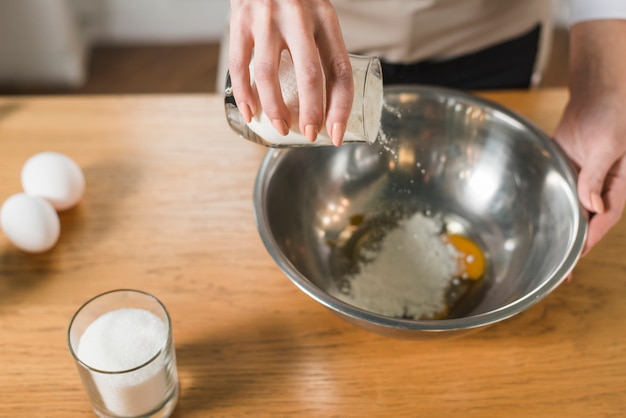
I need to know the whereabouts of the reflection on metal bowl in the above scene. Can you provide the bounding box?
[253,85,587,338]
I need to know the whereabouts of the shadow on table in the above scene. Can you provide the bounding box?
[0,157,142,305]
[0,101,21,123]
[60,159,144,250]
[171,314,315,415]
[0,248,59,301]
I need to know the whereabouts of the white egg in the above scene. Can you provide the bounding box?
[1,193,61,253]
[21,151,85,211]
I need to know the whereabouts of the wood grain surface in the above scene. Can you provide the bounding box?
[0,89,624,417]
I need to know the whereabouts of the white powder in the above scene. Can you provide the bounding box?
[377,129,399,161]
[247,51,384,146]
[78,308,172,417]
[376,101,405,161]
[331,212,458,319]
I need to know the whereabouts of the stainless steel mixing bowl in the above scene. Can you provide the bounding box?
[253,85,587,338]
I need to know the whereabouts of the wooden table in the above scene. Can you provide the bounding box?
[0,89,624,417]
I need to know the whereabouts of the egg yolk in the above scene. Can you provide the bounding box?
[444,234,485,280]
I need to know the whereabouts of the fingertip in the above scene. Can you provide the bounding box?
[239,103,253,123]
[304,124,319,142]
[581,245,590,257]
[577,183,594,213]
[272,119,289,136]
[582,212,613,258]
[331,122,346,146]
[590,192,605,214]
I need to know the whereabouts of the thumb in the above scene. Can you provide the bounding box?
[576,147,614,215]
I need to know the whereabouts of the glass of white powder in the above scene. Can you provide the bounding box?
[225,52,384,147]
[68,289,179,418]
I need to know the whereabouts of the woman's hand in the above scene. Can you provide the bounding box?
[554,20,626,254]
[228,0,353,145]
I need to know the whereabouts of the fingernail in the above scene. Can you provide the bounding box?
[590,192,605,214]
[239,103,252,123]
[305,124,318,142]
[581,246,590,257]
[272,119,289,136]
[331,122,346,146]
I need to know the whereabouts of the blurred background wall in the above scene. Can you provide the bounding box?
[0,0,229,91]
[0,0,568,94]
[67,0,229,45]
[0,0,88,87]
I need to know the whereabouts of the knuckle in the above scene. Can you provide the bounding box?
[254,61,278,83]
[299,62,323,87]
[317,1,338,19]
[228,57,248,75]
[231,85,251,102]
[330,58,353,85]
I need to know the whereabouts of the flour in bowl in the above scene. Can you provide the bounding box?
[330,212,458,319]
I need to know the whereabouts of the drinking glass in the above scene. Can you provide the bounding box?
[68,289,179,418]
[225,53,384,147]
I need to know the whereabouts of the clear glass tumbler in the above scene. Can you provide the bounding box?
[225,53,384,147]
[68,289,179,418]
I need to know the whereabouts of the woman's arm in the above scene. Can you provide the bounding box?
[554,19,626,253]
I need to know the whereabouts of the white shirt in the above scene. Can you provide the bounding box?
[570,0,626,24]
[332,0,626,63]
